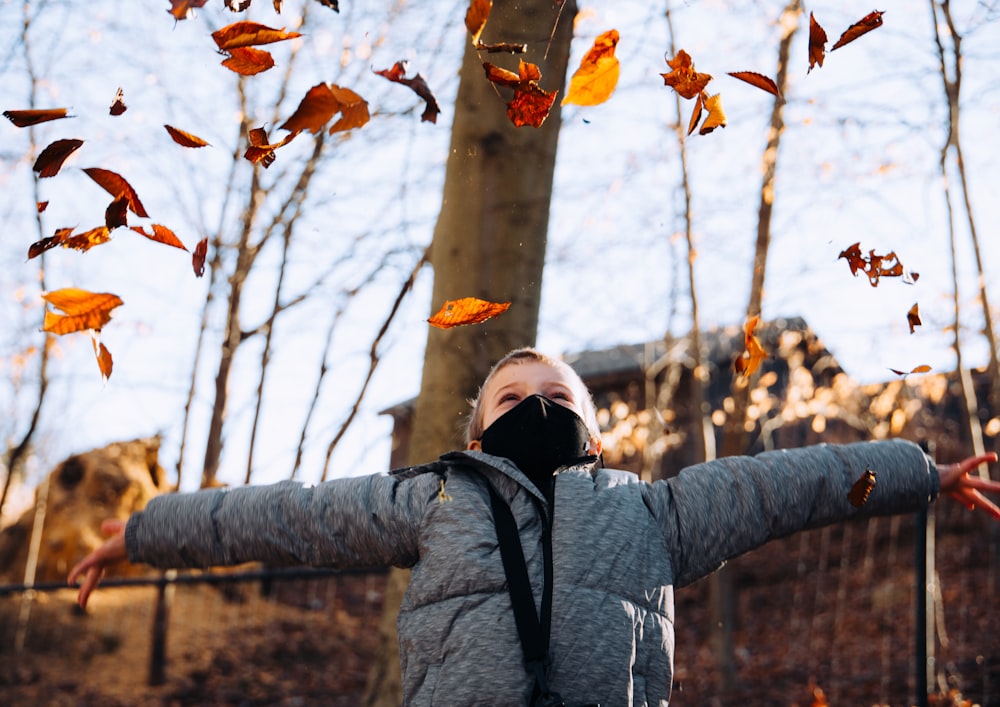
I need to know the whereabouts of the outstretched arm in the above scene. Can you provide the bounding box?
[938,452,1000,519]
[67,518,127,608]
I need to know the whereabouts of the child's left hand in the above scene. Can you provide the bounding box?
[938,452,1000,520]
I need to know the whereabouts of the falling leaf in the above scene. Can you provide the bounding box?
[848,465,876,507]
[83,167,149,218]
[838,241,914,287]
[41,288,123,335]
[274,0,283,11]
[63,225,112,253]
[483,60,557,128]
[193,237,208,277]
[686,92,704,136]
[33,138,84,178]
[314,0,339,11]
[37,201,48,213]
[808,12,828,72]
[831,10,884,51]
[3,108,71,127]
[109,87,127,116]
[28,227,74,260]
[888,364,932,377]
[92,335,113,381]
[476,41,526,54]
[221,46,276,75]
[130,224,188,251]
[211,21,301,51]
[465,0,492,46]
[907,303,921,334]
[562,29,621,107]
[427,297,511,328]
[243,126,298,167]
[105,195,129,230]
[164,124,210,148]
[733,315,767,378]
[328,85,371,133]
[374,62,441,123]
[660,50,712,100]
[727,71,781,99]
[224,0,251,10]
[281,83,340,133]
[698,93,726,135]
[167,0,208,20]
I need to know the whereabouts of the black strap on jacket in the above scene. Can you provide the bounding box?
[488,484,563,707]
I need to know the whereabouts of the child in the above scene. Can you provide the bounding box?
[70,347,1000,706]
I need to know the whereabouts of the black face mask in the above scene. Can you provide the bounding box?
[479,394,593,487]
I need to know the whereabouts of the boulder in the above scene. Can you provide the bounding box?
[0,437,168,584]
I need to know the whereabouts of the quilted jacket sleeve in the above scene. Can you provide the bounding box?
[124,472,440,570]
[644,439,938,588]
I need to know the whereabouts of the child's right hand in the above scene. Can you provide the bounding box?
[68,518,128,608]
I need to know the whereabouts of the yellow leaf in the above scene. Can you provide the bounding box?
[562,29,621,107]
[41,288,123,335]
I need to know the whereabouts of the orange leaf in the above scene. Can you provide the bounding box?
[808,12,828,73]
[328,85,371,133]
[733,315,767,378]
[698,93,726,135]
[660,50,712,100]
[28,226,74,260]
[686,92,704,136]
[906,303,921,334]
[164,124,210,148]
[167,0,208,21]
[130,224,188,251]
[831,10,884,51]
[427,297,511,329]
[374,62,440,123]
[727,71,781,99]
[109,87,127,116]
[105,195,129,230]
[41,288,123,335]
[281,83,340,133]
[483,60,556,128]
[4,108,71,127]
[62,225,111,253]
[83,167,149,218]
[562,29,621,107]
[465,0,492,46]
[838,241,913,287]
[92,336,113,381]
[211,21,301,50]
[37,201,48,213]
[221,46,276,75]
[33,138,83,178]
[848,466,876,507]
[193,237,208,277]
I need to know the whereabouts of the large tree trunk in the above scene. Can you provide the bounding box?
[363,3,578,705]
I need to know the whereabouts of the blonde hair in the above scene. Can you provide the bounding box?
[465,347,600,445]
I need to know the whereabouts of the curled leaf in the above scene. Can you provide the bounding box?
[848,466,876,507]
[83,167,149,218]
[63,225,111,253]
[105,195,129,230]
[906,303,921,334]
[211,21,301,50]
[109,87,127,116]
[888,364,932,377]
[483,60,556,128]
[4,108,71,127]
[698,93,726,135]
[808,12,828,72]
[733,315,766,378]
[831,10,884,51]
[427,297,511,328]
[164,124,210,148]
[33,138,84,178]
[193,237,208,277]
[244,126,299,167]
[130,224,188,251]
[727,71,781,99]
[167,0,208,21]
[28,227,74,260]
[92,335,113,381]
[374,62,440,124]
[465,0,492,46]
[562,29,621,107]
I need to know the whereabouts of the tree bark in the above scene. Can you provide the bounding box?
[363,3,578,704]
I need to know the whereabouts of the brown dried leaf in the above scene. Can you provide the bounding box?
[83,167,149,218]
[28,227,74,260]
[698,93,726,135]
[374,62,440,123]
[193,237,208,277]
[167,0,208,21]
[907,303,921,334]
[727,71,781,99]
[831,10,884,51]
[130,224,188,251]
[33,138,84,178]
[281,83,340,133]
[164,124,210,148]
[329,85,371,132]
[211,21,301,51]
[848,466,876,507]
[465,0,492,46]
[109,87,127,116]
[660,50,712,100]
[105,195,129,230]
[808,12,828,73]
[92,337,113,381]
[63,225,111,253]
[4,108,71,127]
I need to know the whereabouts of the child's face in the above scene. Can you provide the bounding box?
[467,360,602,455]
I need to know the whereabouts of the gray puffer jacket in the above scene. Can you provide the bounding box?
[125,439,938,706]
